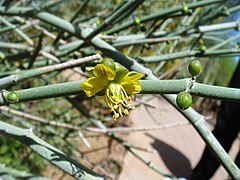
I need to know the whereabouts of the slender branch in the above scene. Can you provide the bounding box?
[0,42,33,50]
[0,16,33,45]
[0,106,81,131]
[0,164,49,179]
[86,121,190,133]
[112,36,181,47]
[109,133,175,178]
[208,33,240,51]
[85,0,144,40]
[0,5,239,178]
[0,120,104,179]
[105,0,224,34]
[139,48,240,63]
[0,54,101,87]
[0,79,239,106]
[0,106,192,133]
[199,20,240,32]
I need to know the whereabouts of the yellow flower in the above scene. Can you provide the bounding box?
[80,64,143,121]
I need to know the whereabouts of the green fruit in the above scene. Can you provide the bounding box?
[199,39,204,45]
[0,52,6,60]
[6,92,19,103]
[96,19,102,26]
[222,10,230,16]
[199,45,206,52]
[182,3,189,13]
[188,60,202,76]
[133,17,140,25]
[221,7,229,16]
[176,92,192,110]
[102,58,116,70]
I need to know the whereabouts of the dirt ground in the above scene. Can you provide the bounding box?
[118,97,239,180]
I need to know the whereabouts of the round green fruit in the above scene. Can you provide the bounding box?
[188,60,202,76]
[133,17,140,25]
[102,58,116,70]
[7,92,20,103]
[182,3,189,13]
[176,91,192,110]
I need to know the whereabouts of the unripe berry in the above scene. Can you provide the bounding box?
[199,45,206,52]
[7,92,19,103]
[188,60,202,76]
[182,3,189,14]
[176,91,192,110]
[102,58,116,70]
[133,17,140,25]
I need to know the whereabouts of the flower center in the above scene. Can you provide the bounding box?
[104,83,135,121]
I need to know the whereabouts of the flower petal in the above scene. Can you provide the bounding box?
[122,81,142,95]
[93,64,116,82]
[114,69,128,83]
[120,72,143,85]
[80,77,106,97]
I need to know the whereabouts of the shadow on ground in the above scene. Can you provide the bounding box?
[147,133,192,178]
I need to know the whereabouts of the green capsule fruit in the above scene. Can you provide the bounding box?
[182,3,189,13]
[102,58,116,70]
[222,9,230,16]
[176,91,192,110]
[133,17,141,25]
[96,19,102,26]
[199,39,204,45]
[188,60,202,76]
[0,52,6,60]
[7,92,20,103]
[199,45,206,52]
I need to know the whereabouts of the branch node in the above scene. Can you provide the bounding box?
[185,77,196,92]
[12,75,18,83]
[144,70,152,78]
[25,127,33,136]
[194,116,209,128]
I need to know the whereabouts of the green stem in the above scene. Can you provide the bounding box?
[112,36,180,47]
[85,0,144,40]
[1,79,240,105]
[0,164,48,179]
[0,6,239,178]
[0,54,101,87]
[0,16,33,45]
[108,133,176,178]
[0,26,14,34]
[105,0,224,34]
[0,121,104,180]
[199,21,240,32]
[140,48,240,63]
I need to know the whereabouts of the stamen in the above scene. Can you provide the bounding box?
[123,109,129,115]
[118,106,123,116]
[127,97,132,101]
[113,113,119,121]
[106,83,136,121]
